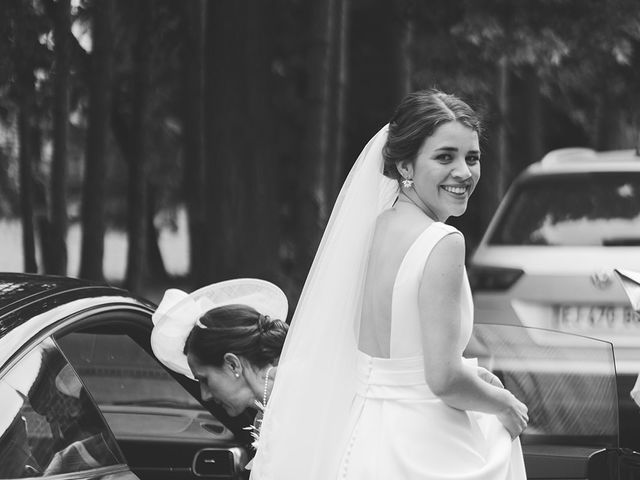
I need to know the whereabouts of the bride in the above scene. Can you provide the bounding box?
[252,89,527,479]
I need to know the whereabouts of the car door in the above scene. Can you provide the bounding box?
[54,308,252,480]
[0,336,138,480]
[465,323,640,479]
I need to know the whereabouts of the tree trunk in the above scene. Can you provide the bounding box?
[477,56,510,231]
[125,0,152,293]
[205,1,249,280]
[204,0,280,282]
[392,0,414,103]
[48,0,71,275]
[594,84,619,150]
[18,106,37,274]
[327,0,350,201]
[79,0,113,281]
[297,0,337,274]
[183,0,207,286]
[495,56,510,202]
[524,67,543,166]
[146,186,168,281]
[14,3,39,273]
[242,0,279,280]
[33,128,53,273]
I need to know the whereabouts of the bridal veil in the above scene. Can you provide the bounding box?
[251,125,397,479]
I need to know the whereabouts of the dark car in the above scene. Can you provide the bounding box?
[2,272,640,480]
[0,273,252,480]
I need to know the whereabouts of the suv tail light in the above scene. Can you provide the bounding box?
[468,266,524,292]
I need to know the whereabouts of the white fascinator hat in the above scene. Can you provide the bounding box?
[150,278,288,379]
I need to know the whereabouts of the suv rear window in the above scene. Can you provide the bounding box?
[489,172,640,246]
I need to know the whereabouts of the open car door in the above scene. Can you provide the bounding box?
[465,322,640,479]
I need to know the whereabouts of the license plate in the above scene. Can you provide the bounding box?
[556,305,640,331]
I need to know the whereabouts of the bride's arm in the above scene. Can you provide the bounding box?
[418,232,528,438]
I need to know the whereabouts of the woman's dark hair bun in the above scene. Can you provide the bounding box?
[185,304,288,369]
[257,314,272,334]
[257,316,289,357]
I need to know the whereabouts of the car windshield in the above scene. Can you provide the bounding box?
[488,172,640,246]
[465,323,618,448]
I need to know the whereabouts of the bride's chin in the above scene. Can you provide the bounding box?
[449,205,469,218]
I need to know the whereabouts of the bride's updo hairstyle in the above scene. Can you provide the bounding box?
[184,304,288,369]
[382,89,482,181]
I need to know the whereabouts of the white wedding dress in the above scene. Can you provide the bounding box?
[250,125,526,480]
[337,221,527,479]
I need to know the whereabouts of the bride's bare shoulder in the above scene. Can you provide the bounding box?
[376,207,434,240]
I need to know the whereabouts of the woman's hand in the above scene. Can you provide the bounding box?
[476,367,527,438]
[496,392,529,439]
[476,366,503,388]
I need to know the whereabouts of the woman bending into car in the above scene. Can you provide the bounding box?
[150,278,288,462]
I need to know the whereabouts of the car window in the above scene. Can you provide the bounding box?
[489,172,640,246]
[0,338,124,478]
[466,323,618,447]
[55,316,254,448]
[57,332,201,410]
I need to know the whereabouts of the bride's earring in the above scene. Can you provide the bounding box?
[401,177,414,189]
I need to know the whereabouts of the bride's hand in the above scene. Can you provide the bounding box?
[475,367,527,438]
[476,366,503,388]
[497,393,529,439]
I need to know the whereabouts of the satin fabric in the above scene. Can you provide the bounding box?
[338,223,526,479]
[251,125,526,479]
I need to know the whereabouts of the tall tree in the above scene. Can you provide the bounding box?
[243,0,279,279]
[494,55,510,202]
[183,0,207,286]
[48,0,71,275]
[391,0,414,103]
[204,0,280,281]
[79,0,114,281]
[523,66,543,166]
[327,0,350,200]
[17,93,37,274]
[124,0,153,292]
[13,1,41,274]
[205,1,248,280]
[297,0,347,273]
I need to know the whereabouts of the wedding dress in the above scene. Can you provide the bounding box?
[337,221,526,479]
[250,125,526,480]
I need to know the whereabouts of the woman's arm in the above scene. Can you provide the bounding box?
[418,232,528,438]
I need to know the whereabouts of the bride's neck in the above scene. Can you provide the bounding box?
[396,191,439,222]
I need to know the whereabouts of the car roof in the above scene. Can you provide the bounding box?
[525,148,640,175]
[0,273,152,340]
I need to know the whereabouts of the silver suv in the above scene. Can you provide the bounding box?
[469,147,640,374]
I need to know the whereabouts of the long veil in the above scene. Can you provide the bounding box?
[251,125,397,479]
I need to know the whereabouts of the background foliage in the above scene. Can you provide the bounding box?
[1,0,639,307]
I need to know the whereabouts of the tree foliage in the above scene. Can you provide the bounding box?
[0,0,639,295]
